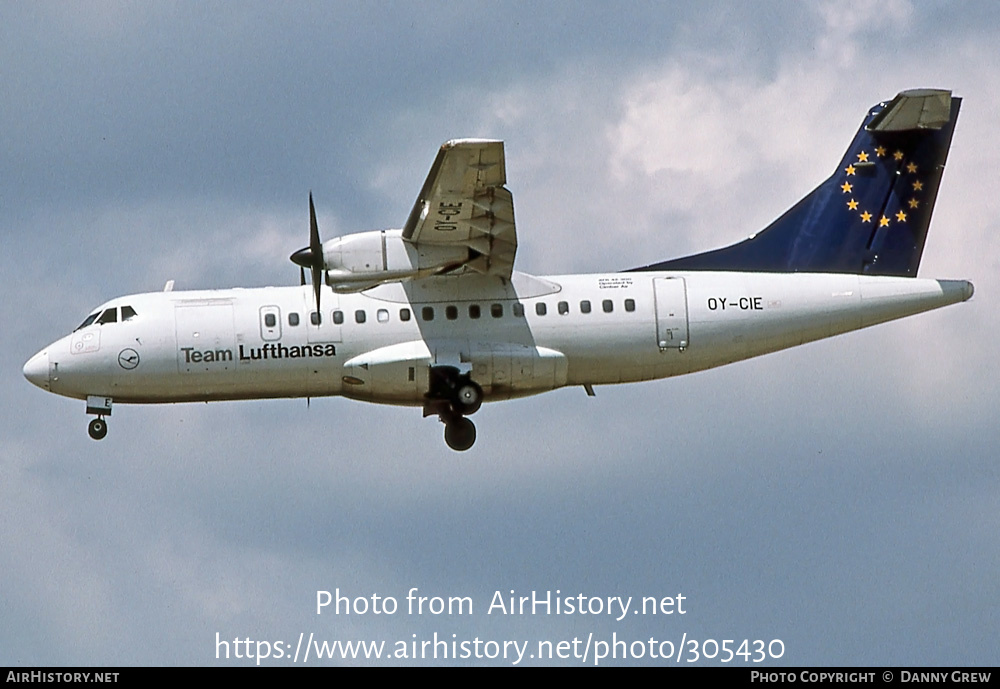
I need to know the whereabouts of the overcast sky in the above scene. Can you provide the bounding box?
[3,1,998,666]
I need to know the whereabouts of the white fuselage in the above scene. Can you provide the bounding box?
[24,270,973,407]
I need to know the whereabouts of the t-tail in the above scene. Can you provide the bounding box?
[631,89,961,277]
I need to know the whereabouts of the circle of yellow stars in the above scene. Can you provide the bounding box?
[840,145,923,227]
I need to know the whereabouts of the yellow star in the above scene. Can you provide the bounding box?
[896,210,907,222]
[847,199,859,210]
[860,211,872,223]
[845,165,856,176]
[906,162,918,173]
[908,198,920,209]
[893,150,904,161]
[841,181,853,193]
[875,146,886,157]
[912,180,923,191]
[879,215,890,227]
[857,151,869,162]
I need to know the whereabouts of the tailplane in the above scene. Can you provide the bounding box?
[631,89,960,277]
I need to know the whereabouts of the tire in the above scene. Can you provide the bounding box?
[444,417,476,451]
[453,380,483,415]
[88,418,108,440]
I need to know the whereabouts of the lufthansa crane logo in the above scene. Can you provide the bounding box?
[118,348,140,370]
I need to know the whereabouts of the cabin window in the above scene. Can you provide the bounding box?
[513,303,524,317]
[98,308,118,324]
[399,308,411,322]
[377,309,389,323]
[310,311,321,325]
[490,303,503,318]
[355,310,366,324]
[446,305,458,320]
[263,312,275,328]
[602,299,613,313]
[469,304,481,319]
[422,306,434,321]
[333,310,344,325]
[580,300,592,314]
[558,301,569,315]
[288,312,300,326]
[121,305,138,321]
[625,298,636,312]
[535,302,547,316]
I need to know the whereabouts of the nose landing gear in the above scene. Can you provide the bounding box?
[427,367,484,451]
[85,395,112,441]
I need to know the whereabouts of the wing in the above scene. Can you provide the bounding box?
[402,139,517,278]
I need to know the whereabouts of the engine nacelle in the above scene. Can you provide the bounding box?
[322,229,468,291]
[340,340,568,405]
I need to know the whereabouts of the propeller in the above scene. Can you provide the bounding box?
[290,192,325,312]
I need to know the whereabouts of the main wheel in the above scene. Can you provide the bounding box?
[88,417,108,440]
[444,417,476,451]
[453,380,483,415]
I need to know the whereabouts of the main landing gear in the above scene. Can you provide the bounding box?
[443,413,476,452]
[426,367,484,452]
[85,395,112,441]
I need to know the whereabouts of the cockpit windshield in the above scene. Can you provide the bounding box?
[74,306,138,331]
[75,312,100,331]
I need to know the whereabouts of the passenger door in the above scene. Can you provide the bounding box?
[653,277,689,349]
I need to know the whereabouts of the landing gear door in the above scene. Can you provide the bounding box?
[653,277,689,350]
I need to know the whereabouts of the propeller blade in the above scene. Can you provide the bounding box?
[309,192,321,257]
[310,192,323,312]
[312,265,322,312]
[290,192,325,313]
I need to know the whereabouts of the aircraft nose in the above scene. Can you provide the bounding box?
[23,350,50,390]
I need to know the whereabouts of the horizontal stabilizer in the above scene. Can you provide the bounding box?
[867,89,952,132]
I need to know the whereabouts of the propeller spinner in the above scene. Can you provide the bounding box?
[290,192,325,312]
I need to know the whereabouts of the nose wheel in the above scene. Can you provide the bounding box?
[88,417,108,440]
[85,396,112,440]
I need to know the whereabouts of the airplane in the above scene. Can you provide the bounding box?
[23,88,973,451]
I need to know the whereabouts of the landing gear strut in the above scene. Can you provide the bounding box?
[427,367,484,451]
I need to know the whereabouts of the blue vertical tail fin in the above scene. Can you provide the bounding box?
[631,89,960,277]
